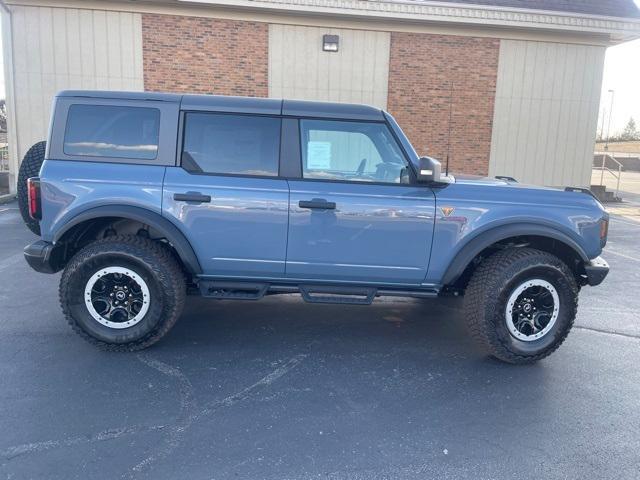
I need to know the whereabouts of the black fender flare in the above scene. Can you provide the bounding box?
[53,205,202,274]
[441,223,589,286]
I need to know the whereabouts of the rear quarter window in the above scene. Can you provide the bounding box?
[63,104,160,160]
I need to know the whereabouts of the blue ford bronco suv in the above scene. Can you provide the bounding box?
[20,90,609,364]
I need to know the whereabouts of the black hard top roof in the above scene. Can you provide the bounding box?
[58,90,183,103]
[57,90,385,121]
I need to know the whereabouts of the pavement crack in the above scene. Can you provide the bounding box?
[0,353,308,471]
[126,352,307,476]
[128,354,197,477]
[0,424,167,461]
[194,353,308,421]
[574,325,640,340]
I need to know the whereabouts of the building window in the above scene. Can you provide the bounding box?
[64,105,160,160]
[182,113,281,177]
[300,119,409,184]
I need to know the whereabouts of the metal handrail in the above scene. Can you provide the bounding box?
[594,151,638,159]
[594,153,622,198]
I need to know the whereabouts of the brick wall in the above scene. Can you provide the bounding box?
[387,33,499,176]
[141,15,498,176]
[142,14,268,96]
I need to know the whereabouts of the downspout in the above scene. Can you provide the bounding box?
[0,0,19,196]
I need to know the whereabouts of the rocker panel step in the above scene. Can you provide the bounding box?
[299,285,377,305]
[200,281,268,300]
[195,279,439,303]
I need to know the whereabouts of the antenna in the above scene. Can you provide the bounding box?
[445,81,453,177]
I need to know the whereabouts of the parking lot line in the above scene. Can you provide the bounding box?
[609,216,640,227]
[602,248,640,263]
[0,253,25,272]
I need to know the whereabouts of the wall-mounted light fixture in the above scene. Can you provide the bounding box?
[322,34,339,52]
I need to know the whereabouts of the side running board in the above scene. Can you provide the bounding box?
[200,281,268,300]
[197,280,438,304]
[299,285,377,305]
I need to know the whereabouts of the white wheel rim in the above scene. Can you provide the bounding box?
[84,266,150,329]
[505,279,560,342]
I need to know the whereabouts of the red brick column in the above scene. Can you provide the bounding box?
[387,33,499,176]
[142,14,268,97]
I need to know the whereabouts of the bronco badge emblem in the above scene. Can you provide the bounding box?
[440,206,455,217]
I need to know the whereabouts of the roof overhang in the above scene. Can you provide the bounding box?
[177,0,640,44]
[4,0,640,44]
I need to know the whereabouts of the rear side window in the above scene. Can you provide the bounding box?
[181,113,280,176]
[64,105,160,160]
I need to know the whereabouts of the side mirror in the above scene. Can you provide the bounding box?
[417,156,442,183]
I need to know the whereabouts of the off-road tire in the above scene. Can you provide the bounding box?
[464,248,579,364]
[60,235,186,351]
[17,141,46,236]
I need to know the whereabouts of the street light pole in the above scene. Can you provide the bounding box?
[598,107,606,142]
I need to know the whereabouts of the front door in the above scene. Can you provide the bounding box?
[163,112,289,278]
[286,119,436,285]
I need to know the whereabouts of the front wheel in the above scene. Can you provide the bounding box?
[60,235,186,351]
[464,248,579,364]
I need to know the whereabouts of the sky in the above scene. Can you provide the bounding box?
[0,13,638,136]
[597,38,640,137]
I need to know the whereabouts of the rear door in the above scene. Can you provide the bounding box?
[285,118,436,285]
[162,109,289,278]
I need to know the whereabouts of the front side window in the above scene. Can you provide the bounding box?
[182,113,281,176]
[300,119,409,184]
[64,105,160,160]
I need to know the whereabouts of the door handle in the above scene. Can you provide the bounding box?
[298,199,336,210]
[173,192,211,203]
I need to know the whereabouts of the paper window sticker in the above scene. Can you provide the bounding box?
[306,141,332,170]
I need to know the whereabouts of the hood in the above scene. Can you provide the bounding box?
[453,174,556,190]
[446,174,603,209]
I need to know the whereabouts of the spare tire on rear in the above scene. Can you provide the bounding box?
[17,141,46,236]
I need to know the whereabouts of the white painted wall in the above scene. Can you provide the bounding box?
[268,24,390,109]
[4,5,144,189]
[489,39,606,187]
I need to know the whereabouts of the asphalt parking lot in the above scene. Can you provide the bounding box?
[1,198,639,480]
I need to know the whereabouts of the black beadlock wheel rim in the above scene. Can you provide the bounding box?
[84,266,150,329]
[505,279,560,342]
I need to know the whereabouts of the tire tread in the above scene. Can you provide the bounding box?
[59,235,185,351]
[17,141,46,236]
[464,247,578,364]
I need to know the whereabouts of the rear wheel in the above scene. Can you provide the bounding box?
[17,141,46,236]
[60,235,185,351]
[464,248,579,364]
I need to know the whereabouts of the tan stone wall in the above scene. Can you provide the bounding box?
[142,13,268,97]
[387,32,499,176]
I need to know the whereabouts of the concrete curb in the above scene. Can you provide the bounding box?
[0,193,16,205]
